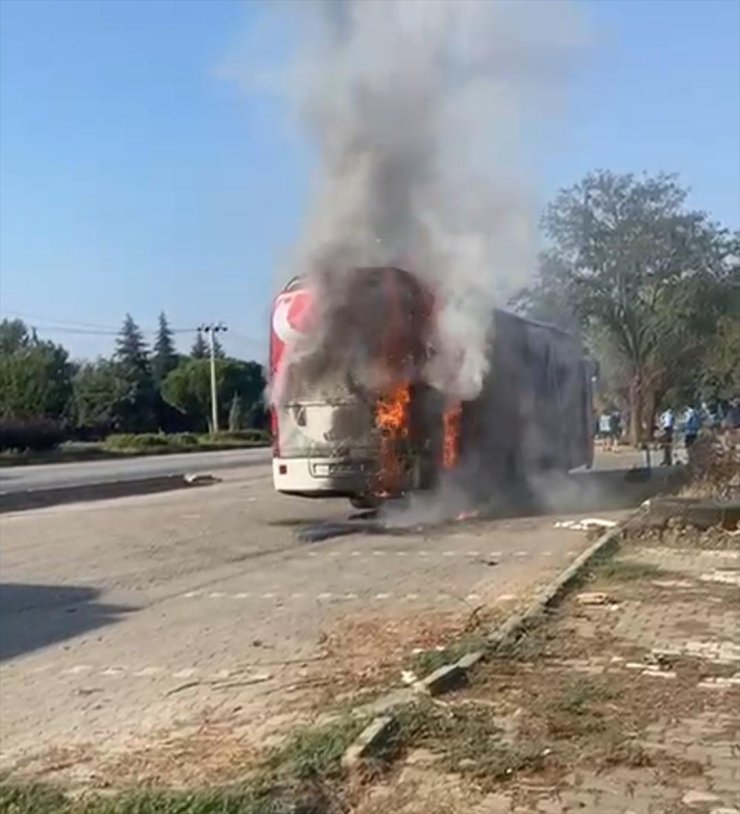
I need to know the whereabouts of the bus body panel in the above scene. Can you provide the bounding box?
[269,269,593,501]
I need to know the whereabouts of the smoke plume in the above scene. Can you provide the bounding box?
[259,0,585,401]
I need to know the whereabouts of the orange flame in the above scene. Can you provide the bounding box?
[442,403,462,470]
[374,384,411,494]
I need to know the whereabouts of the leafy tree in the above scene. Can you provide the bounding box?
[162,358,265,432]
[152,312,178,384]
[523,171,737,443]
[113,314,156,432]
[72,359,126,436]
[0,319,74,420]
[190,331,208,359]
[228,393,245,431]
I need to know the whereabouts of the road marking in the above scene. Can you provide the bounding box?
[317,592,333,600]
[291,592,305,599]
[374,593,390,600]
[63,665,93,675]
[467,551,480,557]
[515,551,529,557]
[133,667,162,677]
[404,593,419,600]
[172,668,198,679]
[183,591,201,598]
[262,592,276,599]
[497,594,516,602]
[396,551,408,557]
[208,592,225,598]
[100,668,125,676]
[234,592,251,598]
[443,551,454,557]
[373,551,384,556]
[466,593,481,601]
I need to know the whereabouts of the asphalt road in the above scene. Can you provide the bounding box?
[0,447,271,494]
[0,449,661,780]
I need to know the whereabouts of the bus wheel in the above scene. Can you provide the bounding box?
[349,495,381,510]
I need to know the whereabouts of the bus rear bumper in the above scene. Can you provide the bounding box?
[272,457,376,498]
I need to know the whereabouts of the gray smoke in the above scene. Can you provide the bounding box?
[265,0,585,401]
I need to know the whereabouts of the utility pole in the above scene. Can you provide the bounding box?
[200,322,228,433]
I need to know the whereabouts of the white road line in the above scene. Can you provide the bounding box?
[374,593,390,600]
[466,593,481,602]
[133,667,163,677]
[100,668,125,676]
[262,592,276,599]
[234,592,251,598]
[63,665,93,675]
[317,592,333,600]
[443,551,455,557]
[467,551,480,557]
[172,668,198,679]
[515,551,529,557]
[208,592,225,598]
[291,592,305,599]
[404,593,419,600]
[342,593,358,600]
[183,591,201,598]
[396,551,408,557]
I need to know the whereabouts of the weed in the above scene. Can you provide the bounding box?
[266,716,368,780]
[557,677,613,715]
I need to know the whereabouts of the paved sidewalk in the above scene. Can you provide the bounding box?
[360,520,740,814]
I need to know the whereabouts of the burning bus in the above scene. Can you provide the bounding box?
[269,267,593,508]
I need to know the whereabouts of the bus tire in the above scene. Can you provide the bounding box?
[349,495,381,510]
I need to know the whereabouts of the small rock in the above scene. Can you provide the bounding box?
[683,790,721,806]
[576,592,609,606]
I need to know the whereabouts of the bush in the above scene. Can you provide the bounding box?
[103,433,171,451]
[173,432,199,446]
[208,429,271,444]
[0,417,65,452]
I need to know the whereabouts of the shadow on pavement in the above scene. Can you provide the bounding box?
[0,583,132,662]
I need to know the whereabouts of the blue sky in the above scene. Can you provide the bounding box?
[1,0,738,361]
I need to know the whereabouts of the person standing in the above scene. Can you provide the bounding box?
[659,407,675,466]
[683,406,701,451]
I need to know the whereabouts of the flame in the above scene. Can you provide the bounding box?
[442,403,462,470]
[374,384,411,494]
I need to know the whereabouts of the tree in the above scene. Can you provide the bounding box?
[190,331,208,359]
[72,359,126,436]
[162,357,266,432]
[113,314,156,432]
[152,312,178,384]
[0,319,74,420]
[524,171,738,444]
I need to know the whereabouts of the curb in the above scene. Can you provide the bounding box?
[342,516,635,769]
[0,474,217,514]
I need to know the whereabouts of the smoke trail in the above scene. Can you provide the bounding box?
[257,0,586,401]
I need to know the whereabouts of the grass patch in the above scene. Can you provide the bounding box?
[394,701,547,785]
[0,781,314,814]
[0,433,270,467]
[266,716,368,781]
[409,635,487,676]
[593,559,666,582]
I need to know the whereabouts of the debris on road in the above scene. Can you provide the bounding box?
[184,472,222,486]
[554,517,618,532]
[574,591,610,606]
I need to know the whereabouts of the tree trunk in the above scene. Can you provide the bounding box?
[629,373,643,447]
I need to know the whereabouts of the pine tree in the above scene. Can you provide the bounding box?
[114,314,155,432]
[115,314,150,376]
[212,333,226,360]
[152,312,178,384]
[191,330,208,359]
